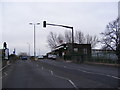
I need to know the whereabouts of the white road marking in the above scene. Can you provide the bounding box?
[0,65,7,71]
[51,70,53,75]
[40,59,120,80]
[64,66,120,80]
[42,67,43,70]
[69,80,78,90]
[4,72,7,76]
[51,71,78,89]
[36,64,38,67]
[78,69,120,80]
[106,75,120,79]
[118,87,120,89]
[64,66,66,68]
[1,72,8,79]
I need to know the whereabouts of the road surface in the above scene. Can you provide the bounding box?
[2,59,120,89]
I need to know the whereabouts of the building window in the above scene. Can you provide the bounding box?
[74,48,78,52]
[83,48,87,54]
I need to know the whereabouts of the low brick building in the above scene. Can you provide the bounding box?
[49,43,91,62]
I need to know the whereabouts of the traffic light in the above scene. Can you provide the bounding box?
[3,42,7,49]
[43,21,46,27]
[63,44,67,50]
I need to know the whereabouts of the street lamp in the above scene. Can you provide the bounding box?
[29,22,40,60]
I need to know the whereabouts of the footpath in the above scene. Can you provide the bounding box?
[84,61,120,67]
[57,58,120,67]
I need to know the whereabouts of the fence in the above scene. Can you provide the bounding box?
[90,49,118,64]
[63,49,118,64]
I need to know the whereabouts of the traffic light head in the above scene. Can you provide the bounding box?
[43,21,46,28]
[3,42,7,49]
[63,44,67,50]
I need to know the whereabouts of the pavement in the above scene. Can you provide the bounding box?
[2,59,120,89]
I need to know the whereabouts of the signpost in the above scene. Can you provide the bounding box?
[3,42,9,60]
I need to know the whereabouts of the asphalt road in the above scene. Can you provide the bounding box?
[2,59,120,89]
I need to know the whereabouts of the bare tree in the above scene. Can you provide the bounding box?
[85,34,99,48]
[47,30,99,50]
[57,34,64,45]
[64,31,72,43]
[47,32,65,50]
[47,32,58,49]
[100,18,120,61]
[75,31,85,44]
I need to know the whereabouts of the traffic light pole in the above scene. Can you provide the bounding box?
[43,21,74,52]
[34,24,36,60]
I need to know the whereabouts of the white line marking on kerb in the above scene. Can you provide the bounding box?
[4,72,7,76]
[51,71,53,75]
[0,65,7,71]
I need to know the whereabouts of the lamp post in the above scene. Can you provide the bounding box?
[29,23,40,60]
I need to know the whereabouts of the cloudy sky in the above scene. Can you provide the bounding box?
[0,0,119,55]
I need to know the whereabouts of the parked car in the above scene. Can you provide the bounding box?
[52,55,57,60]
[21,56,28,60]
[38,55,44,59]
[48,54,57,60]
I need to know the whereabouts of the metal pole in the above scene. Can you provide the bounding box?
[29,22,40,60]
[45,22,74,54]
[34,24,36,60]
[71,27,74,52]
[28,43,30,56]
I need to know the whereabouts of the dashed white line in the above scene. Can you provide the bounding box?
[42,66,43,70]
[106,75,120,79]
[50,70,53,75]
[4,72,7,76]
[78,69,120,80]
[64,66,66,68]
[36,64,38,67]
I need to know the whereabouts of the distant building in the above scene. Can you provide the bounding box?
[47,43,91,61]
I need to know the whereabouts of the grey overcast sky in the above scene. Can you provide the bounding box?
[0,0,119,55]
